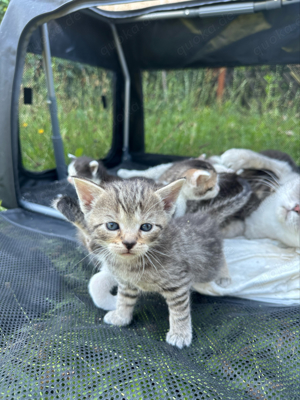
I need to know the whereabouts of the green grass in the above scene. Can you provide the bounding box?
[19,55,114,171]
[144,101,300,163]
[20,105,113,171]
[143,68,300,164]
[20,100,300,171]
[19,62,300,171]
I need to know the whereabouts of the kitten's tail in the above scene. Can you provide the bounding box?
[52,195,88,234]
[203,177,252,225]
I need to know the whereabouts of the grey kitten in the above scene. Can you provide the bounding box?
[67,154,157,187]
[72,177,229,349]
[67,154,121,185]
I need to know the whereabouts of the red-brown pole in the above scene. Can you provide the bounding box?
[217,68,226,102]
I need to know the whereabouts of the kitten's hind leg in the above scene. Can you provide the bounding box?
[163,288,192,349]
[215,259,231,288]
[104,283,139,326]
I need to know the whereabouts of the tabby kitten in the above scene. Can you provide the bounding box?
[72,177,228,348]
[157,159,220,217]
[53,174,249,310]
[52,175,251,311]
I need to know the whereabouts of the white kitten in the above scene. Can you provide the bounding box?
[118,162,173,180]
[221,149,300,247]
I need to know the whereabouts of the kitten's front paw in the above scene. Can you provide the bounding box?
[166,330,192,349]
[104,311,132,326]
[88,271,117,311]
[215,277,232,288]
[221,149,255,171]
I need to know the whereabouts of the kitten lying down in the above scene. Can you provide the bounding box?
[220,149,300,248]
[117,154,232,180]
[67,154,121,185]
[54,177,233,348]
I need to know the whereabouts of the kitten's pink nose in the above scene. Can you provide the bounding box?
[293,204,300,214]
[122,240,136,250]
[67,177,74,184]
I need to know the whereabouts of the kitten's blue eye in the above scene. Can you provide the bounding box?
[106,222,119,231]
[140,223,152,232]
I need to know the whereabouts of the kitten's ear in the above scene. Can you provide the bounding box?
[89,160,99,178]
[155,179,185,214]
[197,153,206,160]
[73,177,106,213]
[68,153,77,160]
[185,169,211,187]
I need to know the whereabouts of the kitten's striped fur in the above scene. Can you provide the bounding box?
[70,177,228,348]
[186,175,252,226]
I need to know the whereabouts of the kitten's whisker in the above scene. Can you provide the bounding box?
[72,248,101,269]
[144,252,158,273]
[90,253,105,263]
[149,248,170,257]
[92,260,102,274]
[260,169,280,185]
[248,180,276,191]
[250,179,277,191]
[142,255,145,280]
[89,247,113,272]
[147,250,171,278]
[248,176,278,190]
[252,176,278,186]
[135,255,145,283]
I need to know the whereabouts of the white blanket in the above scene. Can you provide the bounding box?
[193,237,300,305]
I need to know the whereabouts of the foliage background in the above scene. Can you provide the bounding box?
[0,0,9,23]
[19,54,300,171]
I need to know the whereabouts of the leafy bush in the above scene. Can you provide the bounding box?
[0,0,9,24]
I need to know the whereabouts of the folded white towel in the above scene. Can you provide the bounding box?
[193,237,300,305]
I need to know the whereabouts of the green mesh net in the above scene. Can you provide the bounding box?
[0,215,299,400]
